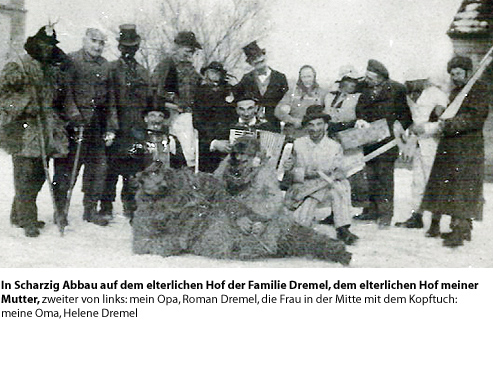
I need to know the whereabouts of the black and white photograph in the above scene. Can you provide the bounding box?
[1,0,492,267]
[1,2,493,379]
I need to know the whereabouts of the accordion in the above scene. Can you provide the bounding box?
[229,129,286,161]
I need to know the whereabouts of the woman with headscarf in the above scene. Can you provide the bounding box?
[274,65,328,141]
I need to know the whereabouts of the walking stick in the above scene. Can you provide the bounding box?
[35,112,65,235]
[62,124,84,235]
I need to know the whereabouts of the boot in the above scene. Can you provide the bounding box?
[425,221,440,238]
[98,201,113,219]
[11,204,45,228]
[83,203,109,226]
[442,228,464,248]
[441,229,471,242]
[395,212,423,228]
[353,207,378,221]
[24,224,40,237]
[336,225,359,245]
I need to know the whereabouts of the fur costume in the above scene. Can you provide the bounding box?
[132,146,351,265]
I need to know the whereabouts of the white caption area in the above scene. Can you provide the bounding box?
[0,268,491,380]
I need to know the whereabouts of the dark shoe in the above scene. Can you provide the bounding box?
[24,224,40,237]
[442,229,464,248]
[83,206,109,226]
[353,212,378,221]
[395,213,423,229]
[318,213,334,225]
[12,220,46,229]
[425,222,440,238]
[98,201,113,219]
[336,226,359,245]
[441,229,471,242]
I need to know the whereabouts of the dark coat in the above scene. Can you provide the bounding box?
[356,79,412,160]
[65,49,117,137]
[151,55,201,111]
[421,80,489,220]
[235,68,288,130]
[193,83,236,147]
[107,57,152,157]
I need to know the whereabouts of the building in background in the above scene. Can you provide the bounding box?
[0,0,26,69]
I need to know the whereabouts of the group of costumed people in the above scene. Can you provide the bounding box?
[0,21,490,261]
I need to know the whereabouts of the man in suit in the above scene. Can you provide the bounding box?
[354,59,413,228]
[235,41,288,131]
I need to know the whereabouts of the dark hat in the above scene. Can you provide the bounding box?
[367,59,389,79]
[235,91,259,104]
[302,105,331,126]
[447,56,473,73]
[143,104,170,119]
[243,40,266,62]
[200,61,227,76]
[117,24,141,46]
[174,31,202,50]
[27,25,59,46]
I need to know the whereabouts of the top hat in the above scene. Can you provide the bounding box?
[242,41,266,62]
[174,31,202,50]
[117,24,141,46]
[302,105,331,126]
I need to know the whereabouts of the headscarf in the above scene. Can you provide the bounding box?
[296,65,320,99]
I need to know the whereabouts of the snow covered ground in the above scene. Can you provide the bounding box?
[0,150,491,268]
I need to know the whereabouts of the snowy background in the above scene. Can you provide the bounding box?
[1,149,491,268]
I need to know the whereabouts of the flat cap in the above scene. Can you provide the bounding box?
[367,59,389,79]
[85,28,107,41]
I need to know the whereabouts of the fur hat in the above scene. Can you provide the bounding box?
[174,31,202,50]
[231,135,261,156]
[243,41,266,63]
[447,56,473,73]
[367,59,389,79]
[24,25,68,67]
[302,105,331,126]
[27,25,59,46]
[117,24,141,46]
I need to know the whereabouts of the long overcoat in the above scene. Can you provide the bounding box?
[107,57,152,157]
[421,80,489,220]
